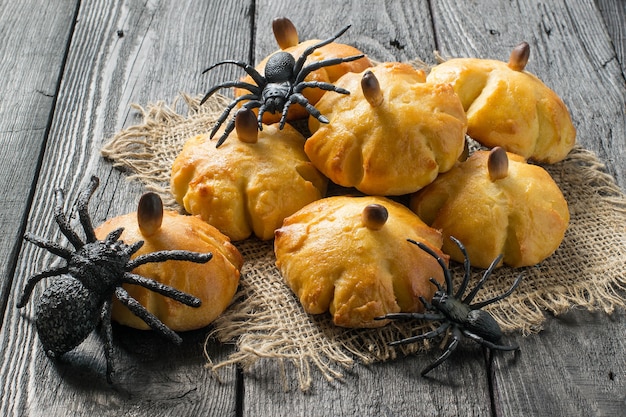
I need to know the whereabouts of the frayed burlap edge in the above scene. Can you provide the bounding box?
[101,93,232,208]
[101,93,626,391]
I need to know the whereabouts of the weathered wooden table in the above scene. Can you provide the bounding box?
[1,1,624,416]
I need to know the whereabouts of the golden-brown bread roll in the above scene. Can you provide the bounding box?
[235,18,372,124]
[171,121,327,241]
[274,196,448,328]
[305,62,468,195]
[410,147,570,268]
[94,194,243,332]
[426,43,576,163]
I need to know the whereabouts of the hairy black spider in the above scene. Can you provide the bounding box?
[376,237,522,376]
[17,176,212,383]
[200,24,364,147]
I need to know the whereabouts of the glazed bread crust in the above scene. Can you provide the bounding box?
[305,62,467,195]
[95,211,243,331]
[171,125,328,241]
[427,58,576,163]
[411,150,570,268]
[275,196,448,328]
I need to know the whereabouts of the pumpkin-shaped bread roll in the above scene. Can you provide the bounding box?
[275,196,448,328]
[95,193,243,332]
[305,62,468,195]
[427,42,576,163]
[235,17,372,124]
[171,111,327,241]
[410,147,570,268]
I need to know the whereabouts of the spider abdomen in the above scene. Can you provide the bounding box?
[35,277,101,356]
[466,309,503,342]
[264,52,296,83]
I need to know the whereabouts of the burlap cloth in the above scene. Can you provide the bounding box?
[101,92,626,391]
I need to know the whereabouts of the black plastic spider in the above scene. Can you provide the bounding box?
[200,24,365,147]
[376,237,522,376]
[17,176,213,383]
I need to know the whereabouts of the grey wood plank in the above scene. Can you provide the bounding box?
[251,0,437,65]
[430,1,626,415]
[596,0,626,75]
[0,0,254,415]
[493,310,626,417]
[241,2,493,416]
[243,349,497,417]
[0,0,78,317]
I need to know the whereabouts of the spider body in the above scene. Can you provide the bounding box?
[35,278,100,358]
[259,53,294,113]
[378,237,522,376]
[429,283,504,342]
[200,25,365,147]
[17,176,212,383]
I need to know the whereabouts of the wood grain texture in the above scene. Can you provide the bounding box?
[0,0,78,317]
[493,310,626,417]
[241,350,495,417]
[252,0,437,65]
[0,0,254,415]
[596,0,626,74]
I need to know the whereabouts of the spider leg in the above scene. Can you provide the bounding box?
[200,81,261,106]
[461,329,519,351]
[126,250,212,270]
[201,60,265,89]
[293,81,350,95]
[283,93,328,129]
[103,227,124,244]
[209,94,258,138]
[428,277,445,293]
[114,286,182,344]
[449,236,472,299]
[408,239,453,295]
[470,273,523,310]
[377,312,446,321]
[293,25,352,76]
[295,54,365,84]
[77,176,99,243]
[23,232,73,259]
[463,253,504,304]
[16,265,69,308]
[123,240,144,258]
[390,322,451,347]
[419,295,434,310]
[256,104,269,132]
[53,189,84,250]
[100,298,115,384]
[122,272,201,307]
[277,98,295,129]
[215,100,262,148]
[421,325,462,376]
[102,228,145,258]
[209,105,236,139]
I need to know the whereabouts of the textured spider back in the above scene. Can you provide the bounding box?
[265,52,296,83]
